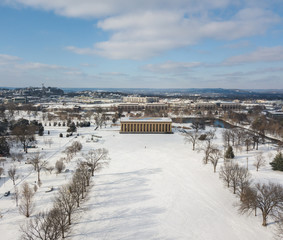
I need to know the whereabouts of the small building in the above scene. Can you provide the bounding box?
[123,96,159,103]
[120,117,172,134]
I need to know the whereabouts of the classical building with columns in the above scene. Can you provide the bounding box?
[120,117,172,134]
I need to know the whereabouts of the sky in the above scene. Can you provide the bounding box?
[0,0,283,89]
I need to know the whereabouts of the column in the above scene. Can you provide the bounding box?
[169,123,172,132]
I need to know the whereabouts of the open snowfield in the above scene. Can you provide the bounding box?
[0,121,282,240]
[70,128,278,240]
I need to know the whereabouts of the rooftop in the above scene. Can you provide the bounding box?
[121,117,172,122]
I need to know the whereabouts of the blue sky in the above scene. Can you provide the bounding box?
[0,0,282,89]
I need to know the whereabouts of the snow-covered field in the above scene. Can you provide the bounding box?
[0,122,281,240]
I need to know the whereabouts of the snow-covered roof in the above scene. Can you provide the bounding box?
[121,117,172,123]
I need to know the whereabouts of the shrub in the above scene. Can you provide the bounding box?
[55,160,65,174]
[198,134,207,141]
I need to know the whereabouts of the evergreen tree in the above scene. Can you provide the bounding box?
[0,136,10,156]
[270,152,283,171]
[225,145,235,159]
[67,122,77,133]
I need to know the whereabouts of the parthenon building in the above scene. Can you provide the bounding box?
[120,117,172,134]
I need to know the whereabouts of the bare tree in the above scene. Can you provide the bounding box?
[47,138,53,148]
[184,129,200,151]
[19,182,35,217]
[229,163,242,194]
[219,163,233,188]
[275,214,283,240]
[75,163,91,199]
[253,152,266,171]
[72,141,83,154]
[20,211,61,240]
[0,167,4,179]
[10,152,24,162]
[55,185,76,226]
[238,185,257,216]
[236,167,252,201]
[244,133,253,153]
[45,165,54,174]
[64,146,75,162]
[12,125,36,153]
[13,186,20,207]
[222,129,232,148]
[94,113,106,129]
[83,148,109,176]
[55,159,65,174]
[239,182,283,226]
[30,152,47,184]
[209,147,222,173]
[8,165,18,185]
[49,206,70,239]
[70,173,83,207]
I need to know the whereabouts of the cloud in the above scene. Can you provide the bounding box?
[16,62,70,71]
[3,0,235,18]
[0,54,21,65]
[223,46,283,65]
[0,53,77,79]
[4,1,281,60]
[214,67,283,77]
[143,61,201,74]
[66,8,280,60]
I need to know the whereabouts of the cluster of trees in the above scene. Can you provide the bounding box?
[20,148,110,239]
[94,113,107,129]
[226,109,283,140]
[63,141,83,162]
[218,158,283,228]
[10,118,45,153]
[184,119,283,230]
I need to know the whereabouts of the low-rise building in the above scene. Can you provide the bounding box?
[120,117,172,134]
[123,96,159,103]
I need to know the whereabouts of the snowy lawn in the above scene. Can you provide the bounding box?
[70,127,276,240]
[0,123,281,240]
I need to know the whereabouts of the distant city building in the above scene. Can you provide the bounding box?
[194,102,217,110]
[220,102,242,110]
[118,103,143,111]
[123,96,159,103]
[120,117,172,134]
[145,103,168,111]
[266,111,283,119]
[12,97,27,104]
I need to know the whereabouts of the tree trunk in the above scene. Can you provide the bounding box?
[68,212,71,225]
[262,213,267,226]
[37,170,40,183]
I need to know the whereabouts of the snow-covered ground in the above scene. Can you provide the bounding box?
[0,122,281,240]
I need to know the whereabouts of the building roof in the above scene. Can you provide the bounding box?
[121,117,172,123]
